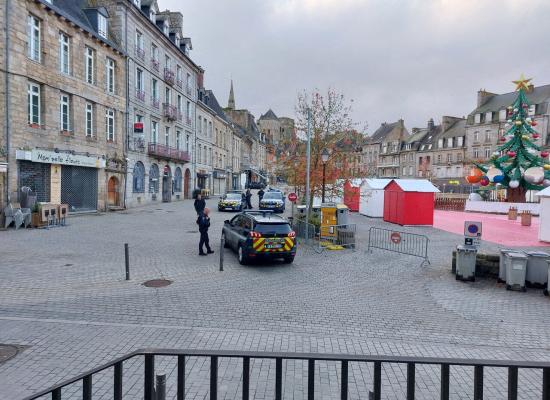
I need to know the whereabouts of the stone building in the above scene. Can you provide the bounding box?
[465,86,550,169]
[415,119,440,180]
[399,129,428,178]
[368,119,409,178]
[100,0,200,206]
[431,116,468,192]
[195,91,214,192]
[1,0,126,213]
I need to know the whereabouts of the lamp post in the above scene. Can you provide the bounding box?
[293,158,299,195]
[321,148,330,203]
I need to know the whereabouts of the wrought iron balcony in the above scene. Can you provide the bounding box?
[136,90,145,102]
[164,68,175,85]
[148,143,190,163]
[151,59,159,72]
[162,103,177,121]
[176,78,183,89]
[151,97,160,109]
[135,46,145,61]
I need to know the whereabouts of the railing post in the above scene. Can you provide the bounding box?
[373,361,381,400]
[210,356,218,400]
[124,243,130,280]
[407,363,415,400]
[243,357,250,400]
[114,361,123,400]
[156,373,166,400]
[83,375,92,400]
[441,364,449,400]
[275,358,282,400]
[144,354,155,400]
[341,360,348,400]
[177,355,185,400]
[543,367,550,400]
[474,365,483,400]
[308,359,315,400]
[508,366,517,400]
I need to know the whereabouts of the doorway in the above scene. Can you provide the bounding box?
[184,168,191,199]
[107,176,119,206]
[162,165,172,203]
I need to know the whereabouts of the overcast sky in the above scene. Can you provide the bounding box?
[164,0,550,133]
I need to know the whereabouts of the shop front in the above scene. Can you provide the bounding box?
[213,169,227,195]
[16,149,106,212]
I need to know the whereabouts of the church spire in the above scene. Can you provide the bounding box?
[228,79,235,110]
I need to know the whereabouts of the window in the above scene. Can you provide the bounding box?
[176,65,182,82]
[447,153,452,163]
[177,95,182,115]
[499,109,507,121]
[457,153,462,162]
[176,130,181,150]
[151,120,158,143]
[186,73,191,89]
[85,47,95,84]
[152,78,158,99]
[447,138,453,148]
[59,94,70,131]
[27,82,40,125]
[485,112,492,123]
[485,130,491,142]
[149,164,159,193]
[409,153,413,161]
[165,87,171,105]
[203,119,207,137]
[165,55,171,70]
[59,32,70,74]
[133,161,145,193]
[135,30,143,51]
[105,108,115,141]
[198,116,202,134]
[164,127,170,146]
[484,147,491,159]
[151,44,158,68]
[105,58,115,93]
[529,105,536,116]
[85,103,94,137]
[402,166,406,176]
[149,10,156,23]
[186,101,191,120]
[409,166,413,176]
[174,167,182,192]
[437,154,442,163]
[163,22,169,36]
[133,0,141,6]
[457,136,464,147]
[473,131,479,142]
[208,121,212,137]
[186,134,189,152]
[27,15,41,61]
[438,139,443,148]
[473,148,480,159]
[136,68,143,91]
[474,113,481,124]
[97,14,108,39]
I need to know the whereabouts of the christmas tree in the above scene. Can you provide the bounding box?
[466,75,550,202]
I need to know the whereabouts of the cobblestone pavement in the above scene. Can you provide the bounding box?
[1,197,550,399]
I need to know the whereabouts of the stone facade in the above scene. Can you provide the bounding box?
[3,0,126,212]
[257,110,295,183]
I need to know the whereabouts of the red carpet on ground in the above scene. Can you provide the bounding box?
[433,210,550,247]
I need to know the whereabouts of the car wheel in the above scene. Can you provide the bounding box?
[222,233,229,248]
[238,245,248,265]
[283,256,294,264]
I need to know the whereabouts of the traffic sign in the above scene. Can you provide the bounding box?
[390,232,401,244]
[464,221,482,247]
[288,192,298,203]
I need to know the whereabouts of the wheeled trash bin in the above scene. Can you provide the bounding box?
[506,252,528,292]
[456,245,477,282]
[498,248,514,283]
[526,251,550,287]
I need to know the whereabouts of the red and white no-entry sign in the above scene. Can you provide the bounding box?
[390,232,401,244]
[288,192,298,203]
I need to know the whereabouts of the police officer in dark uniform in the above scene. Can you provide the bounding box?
[197,208,214,256]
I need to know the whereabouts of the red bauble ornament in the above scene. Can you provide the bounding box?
[541,151,549,158]
[480,176,490,187]
[531,121,538,126]
[507,151,516,158]
[465,168,483,184]
[532,134,540,139]
[499,136,507,142]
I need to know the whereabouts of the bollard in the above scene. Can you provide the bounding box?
[155,373,166,400]
[124,243,130,280]
[219,236,224,271]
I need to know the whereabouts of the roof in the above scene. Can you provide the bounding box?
[472,84,550,114]
[38,0,123,54]
[203,90,230,123]
[362,179,391,190]
[385,179,440,193]
[440,119,466,139]
[369,121,400,143]
[243,212,288,223]
[259,109,278,120]
[404,129,428,144]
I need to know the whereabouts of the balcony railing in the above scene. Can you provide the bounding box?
[164,68,175,85]
[151,59,159,72]
[151,97,160,109]
[162,103,177,121]
[135,46,145,61]
[186,85,192,95]
[23,348,550,400]
[136,90,145,102]
[148,143,190,163]
[176,78,183,88]
[186,117,192,126]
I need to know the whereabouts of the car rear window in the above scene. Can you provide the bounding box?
[263,193,282,200]
[254,223,291,234]
[225,193,241,200]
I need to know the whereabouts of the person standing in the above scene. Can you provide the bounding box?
[258,188,265,206]
[194,193,206,215]
[245,189,253,209]
[197,208,214,256]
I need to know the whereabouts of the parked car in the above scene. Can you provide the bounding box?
[218,192,246,212]
[222,211,296,264]
[247,182,265,189]
[259,191,285,213]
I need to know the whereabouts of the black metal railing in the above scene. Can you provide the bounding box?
[23,349,550,400]
[367,227,430,267]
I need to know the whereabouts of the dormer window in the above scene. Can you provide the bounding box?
[149,11,156,23]
[175,37,180,46]
[97,13,107,38]
[133,0,141,7]
[163,22,169,36]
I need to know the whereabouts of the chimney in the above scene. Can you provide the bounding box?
[441,116,452,132]
[477,89,495,107]
[528,84,535,92]
[197,69,204,89]
[427,118,434,130]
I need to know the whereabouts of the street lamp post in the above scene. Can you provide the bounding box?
[321,148,330,203]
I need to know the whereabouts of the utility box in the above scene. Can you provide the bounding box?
[456,245,477,282]
[498,248,515,283]
[526,251,550,286]
[506,252,528,292]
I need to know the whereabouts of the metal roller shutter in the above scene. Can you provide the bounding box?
[61,166,98,212]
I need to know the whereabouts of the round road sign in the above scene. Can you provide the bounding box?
[390,232,401,244]
[288,192,298,202]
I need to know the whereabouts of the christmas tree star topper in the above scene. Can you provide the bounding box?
[513,73,532,92]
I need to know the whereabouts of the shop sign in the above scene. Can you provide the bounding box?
[134,122,144,133]
[30,149,106,168]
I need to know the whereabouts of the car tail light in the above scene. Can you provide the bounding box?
[249,231,262,238]
[288,231,296,238]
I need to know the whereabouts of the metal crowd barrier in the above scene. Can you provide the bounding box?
[367,227,430,266]
[24,348,550,400]
[292,219,318,247]
[319,223,357,252]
